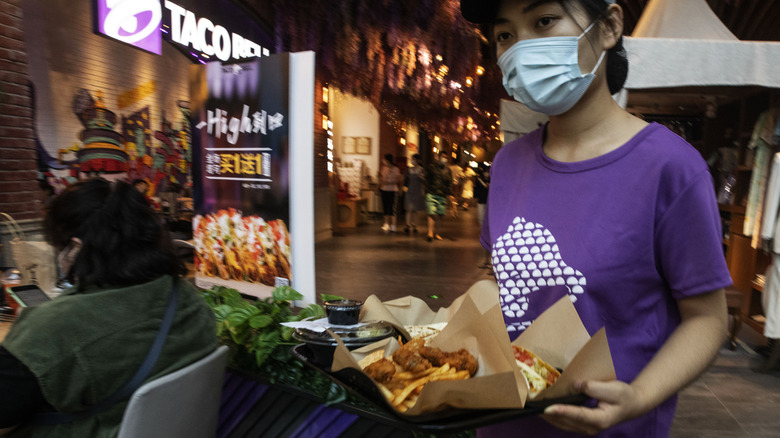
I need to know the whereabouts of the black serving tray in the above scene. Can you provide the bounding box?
[290,344,588,432]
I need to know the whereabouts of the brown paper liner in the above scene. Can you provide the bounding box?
[332,281,616,414]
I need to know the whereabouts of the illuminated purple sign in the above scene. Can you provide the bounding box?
[95,0,162,55]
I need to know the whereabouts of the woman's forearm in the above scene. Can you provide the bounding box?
[629,289,727,416]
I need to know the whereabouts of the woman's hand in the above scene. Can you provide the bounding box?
[542,380,643,435]
[543,289,727,435]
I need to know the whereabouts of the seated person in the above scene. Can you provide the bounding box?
[0,178,217,437]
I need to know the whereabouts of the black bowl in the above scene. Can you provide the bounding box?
[292,321,395,368]
[323,299,364,325]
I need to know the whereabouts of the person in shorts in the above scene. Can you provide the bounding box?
[424,154,452,241]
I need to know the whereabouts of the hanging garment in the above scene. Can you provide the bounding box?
[763,256,780,338]
[744,110,776,247]
[760,153,780,252]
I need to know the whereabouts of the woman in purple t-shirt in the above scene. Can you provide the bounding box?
[460,0,731,436]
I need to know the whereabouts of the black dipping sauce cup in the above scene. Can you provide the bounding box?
[324,299,363,325]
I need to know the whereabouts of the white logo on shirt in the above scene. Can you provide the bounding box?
[492,217,587,334]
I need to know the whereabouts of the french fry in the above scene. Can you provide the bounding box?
[365,341,478,413]
[394,371,417,380]
[431,363,450,375]
[377,383,394,401]
[392,376,430,407]
[430,369,471,381]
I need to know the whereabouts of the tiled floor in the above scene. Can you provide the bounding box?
[315,206,780,436]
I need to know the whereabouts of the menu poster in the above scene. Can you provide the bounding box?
[190,52,316,303]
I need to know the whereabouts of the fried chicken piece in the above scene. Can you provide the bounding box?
[363,358,397,383]
[419,347,478,376]
[401,338,426,352]
[392,347,432,373]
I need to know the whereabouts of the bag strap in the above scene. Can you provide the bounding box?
[33,281,180,425]
[0,212,25,241]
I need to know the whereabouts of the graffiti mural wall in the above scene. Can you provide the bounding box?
[23,0,193,196]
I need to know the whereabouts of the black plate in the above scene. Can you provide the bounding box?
[290,344,588,432]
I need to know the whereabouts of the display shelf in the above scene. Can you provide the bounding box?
[718,203,747,215]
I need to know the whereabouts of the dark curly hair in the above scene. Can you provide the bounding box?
[43,178,186,289]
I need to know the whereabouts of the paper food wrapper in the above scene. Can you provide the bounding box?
[330,280,616,415]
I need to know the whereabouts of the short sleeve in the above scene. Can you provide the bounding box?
[655,170,732,298]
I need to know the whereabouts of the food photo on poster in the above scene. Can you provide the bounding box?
[189,56,295,299]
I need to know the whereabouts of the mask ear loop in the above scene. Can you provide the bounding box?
[577,20,599,40]
[578,20,608,76]
[589,50,607,75]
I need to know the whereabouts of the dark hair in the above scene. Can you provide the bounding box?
[384,154,395,165]
[560,0,628,94]
[43,178,186,289]
[131,178,147,186]
[412,153,422,161]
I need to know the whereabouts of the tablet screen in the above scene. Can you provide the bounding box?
[8,285,52,307]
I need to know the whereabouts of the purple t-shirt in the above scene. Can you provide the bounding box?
[478,123,732,437]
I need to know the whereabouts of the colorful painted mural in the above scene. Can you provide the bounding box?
[42,88,193,197]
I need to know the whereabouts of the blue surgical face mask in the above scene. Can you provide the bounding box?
[497,21,606,115]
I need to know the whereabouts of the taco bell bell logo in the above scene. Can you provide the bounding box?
[96,0,162,55]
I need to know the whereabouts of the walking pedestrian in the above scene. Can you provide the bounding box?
[403,154,426,234]
[425,153,452,241]
[378,154,402,232]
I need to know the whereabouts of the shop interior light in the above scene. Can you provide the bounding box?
[476,66,485,75]
[465,77,473,87]
[322,115,329,130]
[434,136,440,143]
[322,86,329,103]
[433,147,439,154]
[435,54,443,61]
[451,151,457,159]
[400,138,406,145]
[328,120,333,129]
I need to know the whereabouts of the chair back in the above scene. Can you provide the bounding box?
[117,346,228,438]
